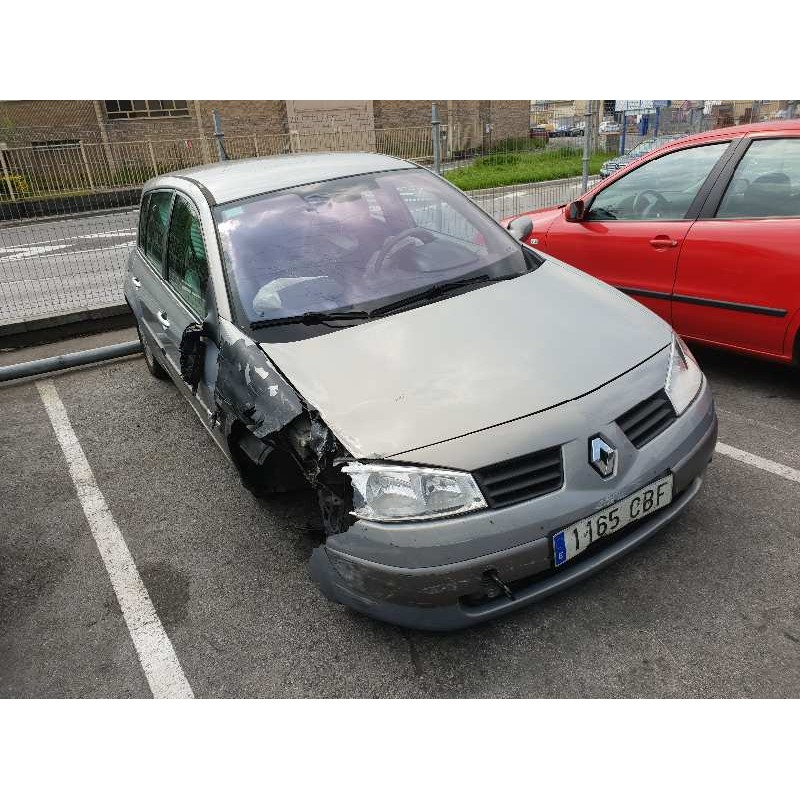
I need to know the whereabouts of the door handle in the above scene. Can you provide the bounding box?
[131,276,141,288]
[649,236,678,249]
[157,311,171,329]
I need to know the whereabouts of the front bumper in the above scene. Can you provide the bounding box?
[310,377,717,631]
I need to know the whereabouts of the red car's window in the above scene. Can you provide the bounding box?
[716,138,800,219]
[588,142,729,222]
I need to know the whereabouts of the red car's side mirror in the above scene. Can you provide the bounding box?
[565,199,585,222]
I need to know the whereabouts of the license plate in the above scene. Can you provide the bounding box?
[552,474,673,567]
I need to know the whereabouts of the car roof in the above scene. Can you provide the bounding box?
[149,152,417,205]
[658,119,800,148]
[592,120,800,191]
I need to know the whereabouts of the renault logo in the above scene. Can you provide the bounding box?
[589,435,617,478]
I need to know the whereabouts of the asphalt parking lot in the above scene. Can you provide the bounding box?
[1,332,799,698]
[0,210,137,323]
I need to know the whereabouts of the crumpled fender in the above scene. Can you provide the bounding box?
[214,320,303,438]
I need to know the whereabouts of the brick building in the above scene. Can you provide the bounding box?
[0,100,531,199]
[0,100,530,147]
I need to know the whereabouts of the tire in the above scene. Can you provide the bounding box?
[136,321,169,380]
[794,329,800,370]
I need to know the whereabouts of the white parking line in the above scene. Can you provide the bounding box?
[0,241,134,264]
[0,228,135,249]
[36,379,194,699]
[716,442,800,484]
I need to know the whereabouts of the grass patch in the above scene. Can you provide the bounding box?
[445,147,614,191]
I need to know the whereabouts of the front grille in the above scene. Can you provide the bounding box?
[616,390,676,448]
[475,446,564,508]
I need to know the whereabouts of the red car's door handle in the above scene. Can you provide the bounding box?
[649,236,679,249]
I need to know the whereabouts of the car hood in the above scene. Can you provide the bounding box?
[262,259,672,460]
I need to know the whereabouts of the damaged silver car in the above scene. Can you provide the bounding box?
[125,153,717,631]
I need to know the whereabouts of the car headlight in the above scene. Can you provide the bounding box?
[341,463,487,522]
[665,334,703,415]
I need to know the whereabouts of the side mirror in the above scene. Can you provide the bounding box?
[506,216,533,241]
[565,200,585,222]
[200,310,219,346]
[179,323,206,392]
[180,310,217,392]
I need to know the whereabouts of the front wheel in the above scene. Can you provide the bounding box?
[136,321,169,380]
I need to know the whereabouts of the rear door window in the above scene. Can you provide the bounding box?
[588,142,729,221]
[165,194,209,317]
[137,194,150,248]
[716,138,800,218]
[143,190,173,271]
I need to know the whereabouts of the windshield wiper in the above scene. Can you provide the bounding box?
[250,273,520,330]
[250,310,370,329]
[367,273,520,317]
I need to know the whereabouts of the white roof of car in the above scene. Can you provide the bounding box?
[151,152,417,205]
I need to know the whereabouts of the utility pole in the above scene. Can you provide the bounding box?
[431,103,441,175]
[213,110,228,161]
[92,100,117,173]
[581,100,593,193]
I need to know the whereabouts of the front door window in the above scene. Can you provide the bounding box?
[588,143,730,221]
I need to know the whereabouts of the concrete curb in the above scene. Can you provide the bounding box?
[0,188,141,223]
[465,174,601,199]
[0,303,134,348]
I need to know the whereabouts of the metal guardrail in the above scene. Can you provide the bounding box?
[0,340,141,382]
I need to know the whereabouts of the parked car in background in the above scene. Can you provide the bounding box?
[600,134,686,178]
[529,125,549,142]
[599,118,621,134]
[503,120,800,366]
[550,124,573,138]
[125,152,716,631]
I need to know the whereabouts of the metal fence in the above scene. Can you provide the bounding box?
[0,123,435,325]
[1,100,797,327]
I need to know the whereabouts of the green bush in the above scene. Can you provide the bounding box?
[489,136,546,154]
[0,173,30,196]
[445,149,614,191]
[477,152,522,168]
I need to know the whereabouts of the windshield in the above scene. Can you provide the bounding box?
[629,136,679,157]
[214,168,524,327]
[629,139,658,156]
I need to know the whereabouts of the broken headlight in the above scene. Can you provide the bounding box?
[665,334,703,415]
[341,463,487,522]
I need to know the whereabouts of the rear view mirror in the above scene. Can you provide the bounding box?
[565,200,585,222]
[506,216,533,241]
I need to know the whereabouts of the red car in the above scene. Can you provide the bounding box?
[504,120,800,365]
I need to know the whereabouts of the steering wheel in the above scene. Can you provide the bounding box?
[367,226,436,278]
[632,190,669,218]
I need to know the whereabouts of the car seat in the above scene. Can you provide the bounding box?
[739,172,792,217]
